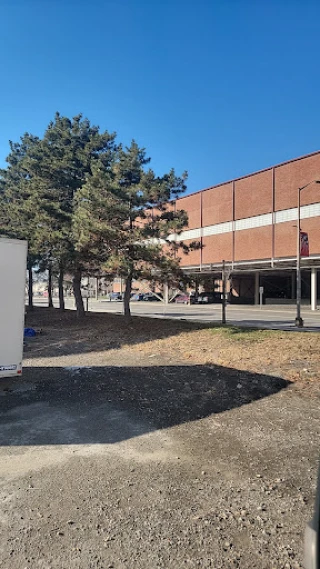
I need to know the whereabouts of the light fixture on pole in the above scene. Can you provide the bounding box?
[295,179,320,327]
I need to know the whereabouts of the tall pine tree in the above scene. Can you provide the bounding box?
[0,117,195,318]
[26,113,118,316]
[0,133,41,308]
[97,141,192,319]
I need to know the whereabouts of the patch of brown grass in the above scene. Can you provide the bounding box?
[25,308,320,385]
[127,324,320,384]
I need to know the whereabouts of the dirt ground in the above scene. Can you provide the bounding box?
[0,308,319,569]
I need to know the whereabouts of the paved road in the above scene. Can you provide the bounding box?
[34,297,320,330]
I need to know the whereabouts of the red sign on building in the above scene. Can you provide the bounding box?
[300,231,309,257]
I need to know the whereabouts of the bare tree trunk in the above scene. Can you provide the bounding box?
[28,264,33,310]
[123,273,132,321]
[48,264,54,308]
[72,268,85,317]
[95,277,99,300]
[58,265,65,311]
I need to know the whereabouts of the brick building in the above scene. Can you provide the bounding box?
[168,150,320,306]
[112,151,320,306]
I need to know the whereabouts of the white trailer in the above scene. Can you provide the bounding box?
[0,238,28,378]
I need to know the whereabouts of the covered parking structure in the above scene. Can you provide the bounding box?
[182,256,320,310]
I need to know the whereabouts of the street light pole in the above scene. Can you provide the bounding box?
[295,180,320,327]
[295,186,303,327]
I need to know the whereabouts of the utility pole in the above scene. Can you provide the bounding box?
[295,186,303,327]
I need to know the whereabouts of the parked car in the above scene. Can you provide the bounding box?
[142,293,162,301]
[196,291,222,304]
[174,294,190,304]
[109,292,122,301]
[131,293,145,301]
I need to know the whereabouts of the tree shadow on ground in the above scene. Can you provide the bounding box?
[24,307,210,359]
[0,364,290,446]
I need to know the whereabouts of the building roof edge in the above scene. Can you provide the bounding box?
[178,150,320,200]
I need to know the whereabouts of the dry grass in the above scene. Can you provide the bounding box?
[127,324,320,385]
[25,308,320,385]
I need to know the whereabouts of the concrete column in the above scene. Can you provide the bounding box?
[163,282,169,305]
[311,268,317,311]
[254,272,259,305]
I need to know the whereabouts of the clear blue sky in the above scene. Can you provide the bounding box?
[0,0,319,194]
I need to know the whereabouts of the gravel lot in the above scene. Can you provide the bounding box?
[0,309,319,569]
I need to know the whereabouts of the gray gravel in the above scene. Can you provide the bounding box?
[0,355,319,569]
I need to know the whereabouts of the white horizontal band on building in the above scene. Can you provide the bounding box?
[167,202,320,242]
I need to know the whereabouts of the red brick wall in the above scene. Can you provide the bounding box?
[177,194,201,230]
[275,154,320,211]
[202,233,233,264]
[274,222,296,258]
[275,217,320,258]
[111,154,320,287]
[235,226,272,261]
[202,183,233,226]
[235,169,273,219]
[177,152,320,267]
